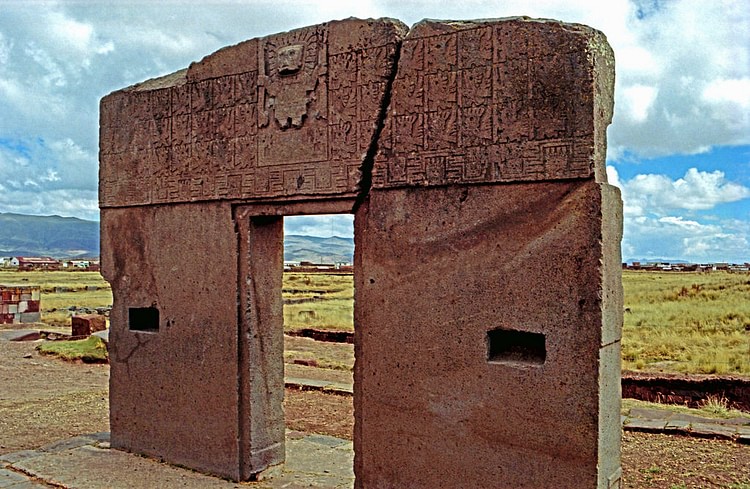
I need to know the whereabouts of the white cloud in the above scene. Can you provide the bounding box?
[284,215,354,237]
[658,216,702,230]
[40,169,61,183]
[607,0,750,157]
[613,166,750,215]
[608,165,750,262]
[621,84,658,123]
[701,77,750,133]
[25,43,67,87]
[0,187,99,221]
[47,10,95,53]
[619,210,749,262]
[702,78,750,107]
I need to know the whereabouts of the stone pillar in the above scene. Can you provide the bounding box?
[101,203,250,479]
[355,18,622,488]
[99,18,404,481]
[236,213,285,479]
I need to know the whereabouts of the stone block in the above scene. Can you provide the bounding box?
[99,16,620,487]
[372,18,615,188]
[71,314,106,337]
[355,180,621,488]
[102,202,251,480]
[99,18,406,208]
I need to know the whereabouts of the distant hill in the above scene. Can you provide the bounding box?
[0,213,99,258]
[284,235,353,263]
[0,213,353,263]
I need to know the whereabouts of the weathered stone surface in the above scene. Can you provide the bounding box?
[372,18,614,188]
[101,202,245,479]
[71,314,106,337]
[100,16,621,487]
[235,212,285,479]
[355,180,622,488]
[99,18,406,208]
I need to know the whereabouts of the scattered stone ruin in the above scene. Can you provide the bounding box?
[0,284,41,324]
[99,17,623,488]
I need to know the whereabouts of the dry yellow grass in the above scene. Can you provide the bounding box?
[5,269,746,376]
[283,273,353,332]
[622,271,750,375]
[0,270,112,328]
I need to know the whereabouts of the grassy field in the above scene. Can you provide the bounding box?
[0,270,112,327]
[283,273,353,333]
[3,269,748,376]
[622,270,750,375]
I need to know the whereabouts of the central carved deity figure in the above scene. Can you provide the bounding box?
[277,44,304,75]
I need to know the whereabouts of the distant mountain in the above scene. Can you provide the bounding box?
[0,213,352,263]
[0,213,99,258]
[284,235,353,264]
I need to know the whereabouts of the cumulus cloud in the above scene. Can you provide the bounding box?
[0,0,748,265]
[608,165,750,262]
[284,215,354,238]
[623,168,750,213]
[607,0,750,158]
[0,186,99,221]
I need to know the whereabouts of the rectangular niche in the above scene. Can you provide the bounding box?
[129,306,160,333]
[487,328,546,365]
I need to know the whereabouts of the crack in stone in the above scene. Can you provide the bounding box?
[353,39,402,212]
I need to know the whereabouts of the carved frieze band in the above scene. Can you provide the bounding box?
[100,19,604,207]
[100,21,399,207]
[372,21,598,188]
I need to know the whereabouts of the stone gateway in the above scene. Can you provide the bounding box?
[99,17,623,488]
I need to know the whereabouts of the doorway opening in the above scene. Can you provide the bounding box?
[281,214,355,477]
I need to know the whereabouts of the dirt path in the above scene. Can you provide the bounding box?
[2,338,748,488]
[0,340,109,454]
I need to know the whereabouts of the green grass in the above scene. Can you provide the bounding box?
[623,271,750,375]
[0,270,110,292]
[283,273,353,332]
[36,335,109,363]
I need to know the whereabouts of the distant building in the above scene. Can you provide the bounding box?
[285,261,352,273]
[622,261,750,272]
[14,257,61,271]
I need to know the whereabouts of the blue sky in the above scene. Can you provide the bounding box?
[0,0,748,262]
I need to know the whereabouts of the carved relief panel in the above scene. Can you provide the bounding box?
[100,19,405,208]
[99,18,610,207]
[372,19,608,189]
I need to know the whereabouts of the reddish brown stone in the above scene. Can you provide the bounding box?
[354,181,622,488]
[100,16,620,487]
[373,18,615,188]
[71,314,106,337]
[99,18,406,208]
